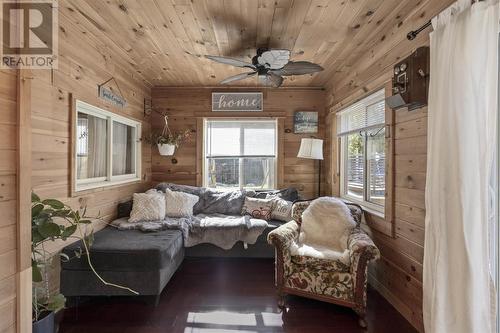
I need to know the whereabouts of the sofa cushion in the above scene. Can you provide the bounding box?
[156,183,206,214]
[241,197,275,220]
[254,188,300,202]
[156,182,256,215]
[117,200,133,218]
[270,198,293,222]
[164,188,199,217]
[62,226,184,272]
[128,192,166,223]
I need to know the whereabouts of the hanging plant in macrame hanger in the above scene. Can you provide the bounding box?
[150,115,192,156]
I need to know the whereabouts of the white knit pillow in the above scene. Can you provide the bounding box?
[128,192,166,223]
[165,188,199,217]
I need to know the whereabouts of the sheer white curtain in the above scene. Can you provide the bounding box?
[424,1,499,332]
[113,122,128,175]
[87,116,107,178]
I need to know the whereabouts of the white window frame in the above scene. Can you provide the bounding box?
[202,118,278,190]
[74,100,141,192]
[338,90,386,216]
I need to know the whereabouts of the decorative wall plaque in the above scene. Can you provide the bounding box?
[212,92,263,112]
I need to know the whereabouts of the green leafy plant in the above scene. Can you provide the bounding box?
[145,114,192,148]
[31,193,137,322]
[150,128,192,147]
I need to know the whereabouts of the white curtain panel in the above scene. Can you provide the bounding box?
[424,1,499,332]
[113,122,128,175]
[88,116,107,178]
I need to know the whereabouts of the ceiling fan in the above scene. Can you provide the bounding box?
[205,48,324,88]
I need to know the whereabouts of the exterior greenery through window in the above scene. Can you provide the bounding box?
[338,90,385,214]
[75,100,141,192]
[204,119,277,190]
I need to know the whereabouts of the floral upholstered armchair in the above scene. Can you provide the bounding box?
[267,199,380,328]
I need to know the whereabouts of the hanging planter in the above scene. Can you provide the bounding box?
[147,115,193,157]
[157,143,176,156]
[33,311,54,333]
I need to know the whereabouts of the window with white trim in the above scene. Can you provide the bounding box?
[337,89,386,214]
[204,119,277,190]
[74,100,141,192]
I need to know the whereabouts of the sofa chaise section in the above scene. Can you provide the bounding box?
[60,227,184,301]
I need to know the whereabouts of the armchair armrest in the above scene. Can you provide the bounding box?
[268,221,300,290]
[348,228,380,310]
[268,221,300,252]
[349,228,380,274]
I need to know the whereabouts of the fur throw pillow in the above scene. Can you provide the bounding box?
[290,197,356,264]
[165,188,199,217]
[128,192,166,223]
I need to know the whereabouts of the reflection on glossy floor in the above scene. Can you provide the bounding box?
[59,258,417,333]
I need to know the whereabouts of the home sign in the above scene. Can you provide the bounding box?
[212,92,263,112]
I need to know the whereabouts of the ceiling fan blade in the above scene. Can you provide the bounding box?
[220,72,257,84]
[205,55,256,69]
[258,73,283,88]
[268,72,284,87]
[271,61,324,76]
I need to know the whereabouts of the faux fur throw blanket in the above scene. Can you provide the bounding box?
[290,197,356,264]
[111,214,268,250]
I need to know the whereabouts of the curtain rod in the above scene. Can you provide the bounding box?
[407,21,432,40]
[407,0,485,40]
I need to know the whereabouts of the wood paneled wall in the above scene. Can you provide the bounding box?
[0,69,19,333]
[30,7,152,255]
[324,1,455,331]
[151,87,327,199]
[327,73,428,333]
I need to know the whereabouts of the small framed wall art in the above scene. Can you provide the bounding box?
[294,111,318,134]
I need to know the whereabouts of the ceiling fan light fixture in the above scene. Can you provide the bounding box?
[205,49,323,88]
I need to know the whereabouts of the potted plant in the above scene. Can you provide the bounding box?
[151,115,192,156]
[153,128,192,156]
[31,193,136,333]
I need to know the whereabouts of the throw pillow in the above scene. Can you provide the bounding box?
[165,188,199,217]
[270,198,293,222]
[264,188,300,202]
[117,200,133,218]
[128,192,166,223]
[241,197,275,220]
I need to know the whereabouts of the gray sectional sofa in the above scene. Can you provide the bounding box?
[60,184,298,302]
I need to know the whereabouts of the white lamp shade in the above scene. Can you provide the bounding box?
[297,138,323,160]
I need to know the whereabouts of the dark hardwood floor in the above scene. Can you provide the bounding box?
[59,258,417,333]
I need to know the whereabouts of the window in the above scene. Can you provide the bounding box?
[204,119,277,190]
[74,100,141,192]
[338,89,386,214]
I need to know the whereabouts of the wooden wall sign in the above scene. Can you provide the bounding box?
[212,92,263,112]
[98,77,127,108]
[98,86,127,108]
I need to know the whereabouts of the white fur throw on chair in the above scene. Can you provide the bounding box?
[290,197,357,264]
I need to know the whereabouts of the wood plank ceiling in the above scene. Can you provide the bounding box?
[59,0,425,88]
